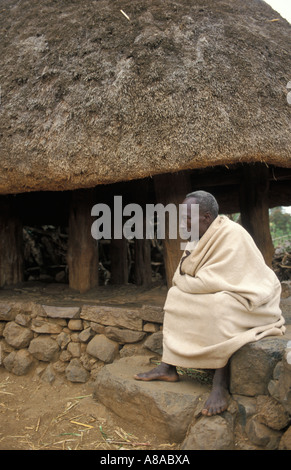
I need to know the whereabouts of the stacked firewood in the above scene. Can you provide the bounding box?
[272,245,291,281]
[23,226,291,285]
[22,226,165,285]
[23,226,68,283]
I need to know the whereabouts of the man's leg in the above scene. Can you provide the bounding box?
[202,362,230,416]
[134,361,179,382]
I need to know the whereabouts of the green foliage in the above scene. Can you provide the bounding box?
[225,207,291,247]
[269,207,291,247]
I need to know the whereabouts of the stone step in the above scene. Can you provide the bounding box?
[230,326,291,396]
[93,327,291,449]
[93,355,210,443]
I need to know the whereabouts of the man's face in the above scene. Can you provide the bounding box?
[182,197,212,239]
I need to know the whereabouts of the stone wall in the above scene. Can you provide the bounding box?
[181,334,291,450]
[0,300,164,383]
[1,298,291,450]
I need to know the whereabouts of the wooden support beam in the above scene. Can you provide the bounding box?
[110,236,128,284]
[239,163,274,267]
[134,237,152,286]
[154,172,192,287]
[0,196,24,287]
[132,178,152,286]
[67,189,99,292]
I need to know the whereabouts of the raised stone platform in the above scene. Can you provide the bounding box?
[1,281,291,449]
[93,328,291,450]
[93,355,210,443]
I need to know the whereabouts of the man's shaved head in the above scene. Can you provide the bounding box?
[186,190,219,220]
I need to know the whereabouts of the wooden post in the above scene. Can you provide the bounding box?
[133,179,152,286]
[154,172,192,287]
[110,236,129,284]
[0,196,24,287]
[134,236,152,286]
[239,163,274,267]
[67,189,99,292]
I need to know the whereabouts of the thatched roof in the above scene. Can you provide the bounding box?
[0,0,290,194]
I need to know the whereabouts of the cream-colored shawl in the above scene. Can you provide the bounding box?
[162,216,285,369]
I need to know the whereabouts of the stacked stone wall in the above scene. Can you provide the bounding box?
[0,300,163,382]
[1,299,291,450]
[181,335,291,450]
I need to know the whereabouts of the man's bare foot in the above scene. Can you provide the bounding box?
[202,363,230,416]
[134,362,179,382]
[201,386,229,416]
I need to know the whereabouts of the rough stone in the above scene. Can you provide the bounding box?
[56,331,71,349]
[280,297,291,324]
[81,305,143,331]
[3,349,34,375]
[90,361,104,379]
[87,334,119,363]
[143,322,159,333]
[181,415,234,450]
[245,416,282,449]
[93,356,210,442]
[42,305,81,319]
[230,336,289,396]
[67,341,81,358]
[28,336,59,362]
[281,281,291,298]
[279,426,291,450]
[53,359,68,374]
[144,330,163,355]
[273,359,284,380]
[0,322,5,337]
[68,319,83,331]
[140,305,164,324]
[268,344,291,414]
[65,358,89,383]
[41,364,56,383]
[0,303,14,321]
[90,322,105,334]
[0,339,14,355]
[79,352,97,371]
[104,326,146,344]
[70,333,80,342]
[9,302,35,317]
[256,395,290,431]
[78,327,94,343]
[233,395,257,428]
[59,349,71,362]
[119,342,151,358]
[3,321,34,349]
[31,317,63,334]
[89,321,105,335]
[0,302,35,320]
[15,313,31,327]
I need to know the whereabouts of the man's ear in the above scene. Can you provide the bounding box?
[204,211,212,221]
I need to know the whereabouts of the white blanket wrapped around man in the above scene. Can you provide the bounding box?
[162,215,285,370]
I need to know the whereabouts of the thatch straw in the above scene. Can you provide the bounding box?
[0,0,290,194]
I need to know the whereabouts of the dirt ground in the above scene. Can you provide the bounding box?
[0,366,179,451]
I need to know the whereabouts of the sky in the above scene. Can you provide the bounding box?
[264,1,291,213]
[263,0,291,23]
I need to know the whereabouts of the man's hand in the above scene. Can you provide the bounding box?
[179,250,191,275]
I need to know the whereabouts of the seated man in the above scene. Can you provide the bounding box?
[134,190,285,416]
